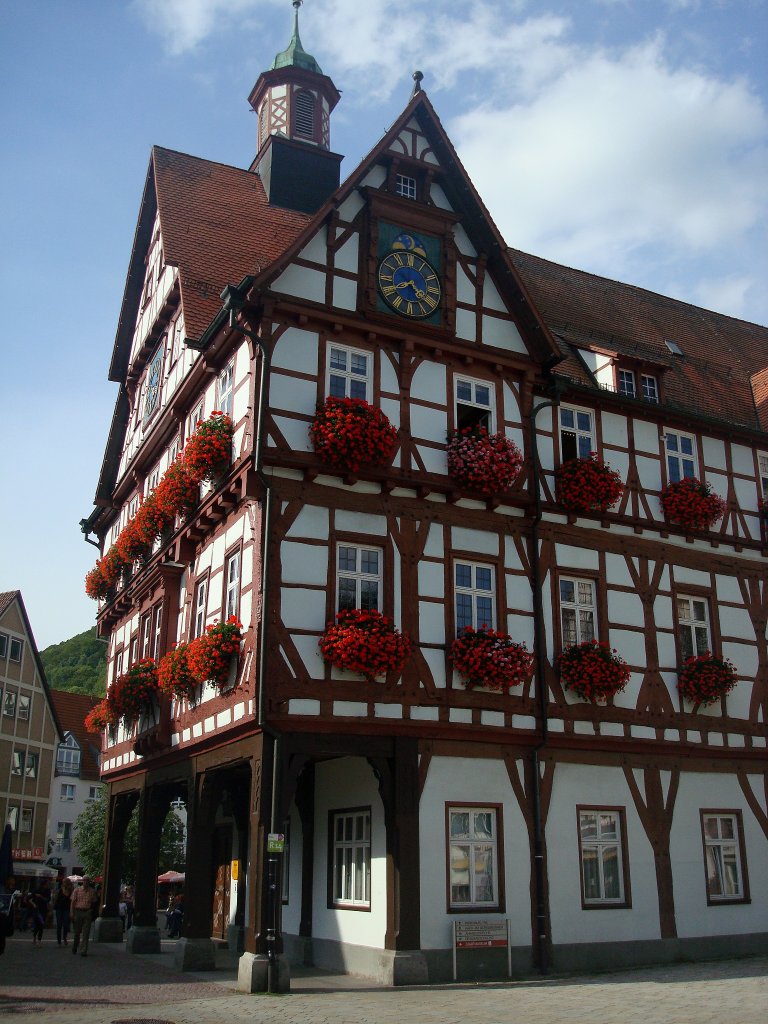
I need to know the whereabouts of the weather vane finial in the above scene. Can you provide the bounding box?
[411,70,424,97]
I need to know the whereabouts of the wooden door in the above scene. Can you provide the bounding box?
[211,827,232,940]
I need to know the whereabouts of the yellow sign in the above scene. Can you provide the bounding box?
[231,859,239,881]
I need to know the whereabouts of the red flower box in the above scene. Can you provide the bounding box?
[319,608,412,682]
[310,397,399,473]
[111,658,159,724]
[558,639,630,704]
[84,696,118,735]
[185,617,243,692]
[450,626,533,692]
[158,642,198,703]
[660,477,726,532]
[183,411,234,485]
[555,453,624,514]
[447,426,523,497]
[677,652,737,707]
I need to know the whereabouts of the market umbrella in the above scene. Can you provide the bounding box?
[0,825,13,893]
[157,870,185,884]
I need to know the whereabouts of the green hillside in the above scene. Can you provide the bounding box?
[40,626,107,696]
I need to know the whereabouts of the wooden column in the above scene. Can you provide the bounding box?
[132,786,166,928]
[101,790,138,917]
[180,773,218,940]
[243,735,269,955]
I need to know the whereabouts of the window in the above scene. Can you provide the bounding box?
[641,374,659,402]
[169,435,181,465]
[758,453,768,502]
[56,734,81,776]
[665,430,697,483]
[665,339,683,356]
[3,690,17,718]
[677,595,710,661]
[187,401,204,441]
[17,694,30,720]
[20,808,32,833]
[11,750,23,775]
[330,808,371,908]
[294,89,315,138]
[454,561,495,635]
[455,377,493,432]
[225,550,241,621]
[141,612,152,660]
[60,783,76,801]
[9,637,22,663]
[217,359,235,418]
[7,806,19,831]
[337,545,381,613]
[395,173,417,200]
[560,406,594,461]
[578,809,629,906]
[143,345,164,424]
[448,805,502,910]
[129,636,139,665]
[24,753,38,778]
[193,578,208,638]
[617,369,636,398]
[0,633,6,658]
[327,345,370,401]
[86,785,100,803]
[702,812,748,903]
[560,577,596,646]
[56,822,73,852]
[152,605,163,660]
[170,312,185,364]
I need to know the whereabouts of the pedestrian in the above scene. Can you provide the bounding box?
[30,888,48,945]
[70,877,96,957]
[119,892,127,933]
[124,887,134,930]
[54,878,73,945]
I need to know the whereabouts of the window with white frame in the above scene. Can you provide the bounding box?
[560,577,597,647]
[560,406,594,461]
[170,312,185,364]
[702,812,747,902]
[56,822,73,851]
[3,690,17,718]
[758,453,768,502]
[225,550,241,621]
[327,345,370,401]
[665,430,697,483]
[86,786,100,803]
[153,605,163,660]
[141,612,152,660]
[454,562,495,635]
[578,809,628,905]
[331,808,371,908]
[11,750,23,775]
[129,636,139,665]
[677,595,711,661]
[641,374,659,402]
[17,694,30,720]
[187,401,204,441]
[337,545,381,613]
[217,359,235,418]
[617,369,636,398]
[394,173,417,200]
[169,435,181,465]
[0,633,6,658]
[7,806,19,831]
[61,783,76,801]
[56,734,81,776]
[193,578,208,638]
[455,377,494,432]
[9,637,23,662]
[20,808,33,833]
[448,805,501,909]
[24,753,38,778]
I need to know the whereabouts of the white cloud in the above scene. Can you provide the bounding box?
[132,0,275,56]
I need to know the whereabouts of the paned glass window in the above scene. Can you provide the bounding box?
[641,374,659,402]
[579,809,627,904]
[24,753,38,778]
[617,369,636,397]
[153,605,163,660]
[0,633,7,658]
[331,808,371,908]
[56,734,81,775]
[187,401,204,441]
[20,808,33,832]
[225,551,241,621]
[9,638,23,662]
[17,694,30,720]
[3,690,17,717]
[758,453,768,501]
[7,806,19,831]
[560,577,596,646]
[194,579,208,639]
[61,783,76,801]
[666,430,697,483]
[455,562,495,635]
[86,786,100,803]
[702,812,745,901]
[56,822,73,851]
[455,377,494,432]
[337,545,381,613]
[327,345,370,401]
[395,173,417,200]
[448,806,500,908]
[11,750,24,775]
[677,596,710,661]
[217,359,234,418]
[141,612,152,660]
[170,312,185,364]
[560,406,594,461]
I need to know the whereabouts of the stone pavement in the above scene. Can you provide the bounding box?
[0,931,766,1024]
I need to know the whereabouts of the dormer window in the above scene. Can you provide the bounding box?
[294,90,315,139]
[395,173,417,200]
[56,733,81,776]
[665,339,683,356]
[641,374,659,402]
[617,369,636,398]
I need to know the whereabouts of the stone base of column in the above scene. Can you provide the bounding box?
[226,923,245,955]
[236,951,291,993]
[126,925,161,954]
[173,936,217,971]
[92,916,124,943]
[390,949,429,986]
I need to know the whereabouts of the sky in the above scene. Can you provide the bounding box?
[0,0,766,652]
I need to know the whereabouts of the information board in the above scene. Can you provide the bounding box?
[452,919,511,979]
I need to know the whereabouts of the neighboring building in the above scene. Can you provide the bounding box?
[45,690,102,876]
[82,9,767,988]
[0,592,63,888]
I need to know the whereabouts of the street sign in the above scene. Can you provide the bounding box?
[266,833,285,854]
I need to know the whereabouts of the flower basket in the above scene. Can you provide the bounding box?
[660,477,726,532]
[186,617,243,691]
[154,457,199,522]
[446,426,524,497]
[84,696,118,734]
[183,411,234,485]
[450,626,533,692]
[84,565,111,601]
[310,397,399,473]
[555,453,624,514]
[319,608,412,682]
[158,643,198,703]
[677,652,737,707]
[111,658,160,724]
[558,639,630,704]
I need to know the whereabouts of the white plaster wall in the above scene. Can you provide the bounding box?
[282,588,326,631]
[670,772,768,937]
[281,542,328,585]
[555,544,599,572]
[633,419,661,455]
[483,317,527,354]
[455,307,476,343]
[271,326,318,372]
[452,224,477,257]
[312,758,387,948]
[286,505,330,540]
[298,230,327,265]
[702,436,727,472]
[272,263,326,304]
[419,755,531,950]
[334,235,359,274]
[333,278,357,310]
[452,527,498,556]
[456,264,475,305]
[546,764,660,944]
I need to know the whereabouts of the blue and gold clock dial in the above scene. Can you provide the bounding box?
[377,250,441,319]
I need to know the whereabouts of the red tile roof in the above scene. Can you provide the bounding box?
[0,591,19,617]
[48,690,101,780]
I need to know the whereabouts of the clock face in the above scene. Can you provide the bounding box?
[377,250,441,319]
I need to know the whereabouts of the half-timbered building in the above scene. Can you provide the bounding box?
[82,8,768,988]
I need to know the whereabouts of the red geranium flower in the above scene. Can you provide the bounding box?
[558,639,630,704]
[660,477,726,532]
[677,652,737,707]
[319,608,412,682]
[84,696,118,734]
[451,626,533,692]
[183,412,234,485]
[110,658,159,724]
[446,425,523,497]
[310,397,399,473]
[185,617,243,692]
[158,642,198,703]
[555,453,624,514]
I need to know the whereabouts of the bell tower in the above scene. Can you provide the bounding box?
[249,1,343,213]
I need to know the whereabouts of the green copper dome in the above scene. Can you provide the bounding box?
[271,2,323,75]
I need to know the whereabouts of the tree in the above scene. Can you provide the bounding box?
[40,627,107,697]
[73,789,186,884]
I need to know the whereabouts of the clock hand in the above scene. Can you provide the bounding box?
[395,278,427,299]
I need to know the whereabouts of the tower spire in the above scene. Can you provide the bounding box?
[272,0,323,75]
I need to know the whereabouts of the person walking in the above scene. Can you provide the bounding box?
[70,877,96,956]
[54,878,73,945]
[29,888,48,945]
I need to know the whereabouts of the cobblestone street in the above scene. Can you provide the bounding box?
[0,933,766,1024]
